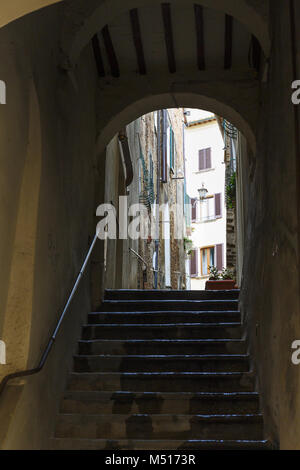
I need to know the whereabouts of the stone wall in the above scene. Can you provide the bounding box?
[98,109,186,292]
[226,208,237,272]
[126,109,186,290]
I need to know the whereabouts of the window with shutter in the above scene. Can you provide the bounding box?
[198,148,212,171]
[190,249,198,277]
[216,244,224,271]
[205,148,211,169]
[199,150,205,170]
[170,128,175,171]
[161,110,168,183]
[214,193,222,218]
[201,247,215,276]
[191,198,197,222]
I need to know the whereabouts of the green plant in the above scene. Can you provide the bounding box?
[226,172,236,209]
[184,237,193,255]
[208,266,220,280]
[221,267,234,280]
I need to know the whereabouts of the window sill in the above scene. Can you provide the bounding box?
[193,168,215,174]
[191,275,209,280]
[192,216,223,224]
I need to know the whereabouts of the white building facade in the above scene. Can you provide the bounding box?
[184,109,227,290]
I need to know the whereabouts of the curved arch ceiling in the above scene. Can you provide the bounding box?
[63,0,270,66]
[0,0,62,28]
[96,90,257,156]
[0,1,269,71]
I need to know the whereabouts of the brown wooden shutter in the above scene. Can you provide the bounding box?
[161,111,168,183]
[190,249,198,277]
[191,198,197,222]
[215,193,222,217]
[216,244,224,271]
[199,150,205,170]
[205,148,212,169]
[199,148,212,170]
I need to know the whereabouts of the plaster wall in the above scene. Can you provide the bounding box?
[185,115,227,290]
[0,6,101,449]
[240,0,300,449]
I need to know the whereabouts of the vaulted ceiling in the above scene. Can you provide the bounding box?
[0,0,269,153]
[90,3,263,79]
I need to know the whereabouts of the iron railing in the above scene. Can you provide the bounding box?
[0,231,99,398]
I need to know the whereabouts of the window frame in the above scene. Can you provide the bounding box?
[198,147,212,172]
[199,193,223,223]
[200,245,216,277]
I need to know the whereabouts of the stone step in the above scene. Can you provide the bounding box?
[67,372,254,393]
[104,289,240,301]
[60,391,260,415]
[88,311,241,324]
[73,354,249,373]
[55,413,264,440]
[99,300,239,312]
[78,339,247,356]
[51,438,271,450]
[81,323,242,340]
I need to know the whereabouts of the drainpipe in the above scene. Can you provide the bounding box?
[154,111,161,289]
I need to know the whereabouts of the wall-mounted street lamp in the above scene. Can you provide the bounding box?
[198,183,208,201]
[192,183,208,209]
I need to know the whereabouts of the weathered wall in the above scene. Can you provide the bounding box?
[0,5,101,449]
[102,137,120,290]
[241,0,300,449]
[129,110,186,290]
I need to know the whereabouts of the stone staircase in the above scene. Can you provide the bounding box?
[51,289,271,450]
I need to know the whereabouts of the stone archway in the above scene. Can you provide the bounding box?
[95,79,258,155]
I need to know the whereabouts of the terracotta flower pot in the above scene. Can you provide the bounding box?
[205,280,237,290]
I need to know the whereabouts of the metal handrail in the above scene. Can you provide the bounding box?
[129,247,148,268]
[0,231,99,398]
[130,249,185,290]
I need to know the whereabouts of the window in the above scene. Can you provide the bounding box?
[170,127,175,171]
[198,148,212,171]
[161,110,168,183]
[166,126,170,167]
[200,245,224,275]
[190,249,198,278]
[200,193,222,222]
[201,247,215,276]
[214,193,222,218]
[166,125,175,172]
[154,111,158,132]
[216,244,224,271]
[191,198,198,222]
[200,196,213,222]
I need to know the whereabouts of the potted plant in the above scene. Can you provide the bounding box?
[205,266,237,290]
